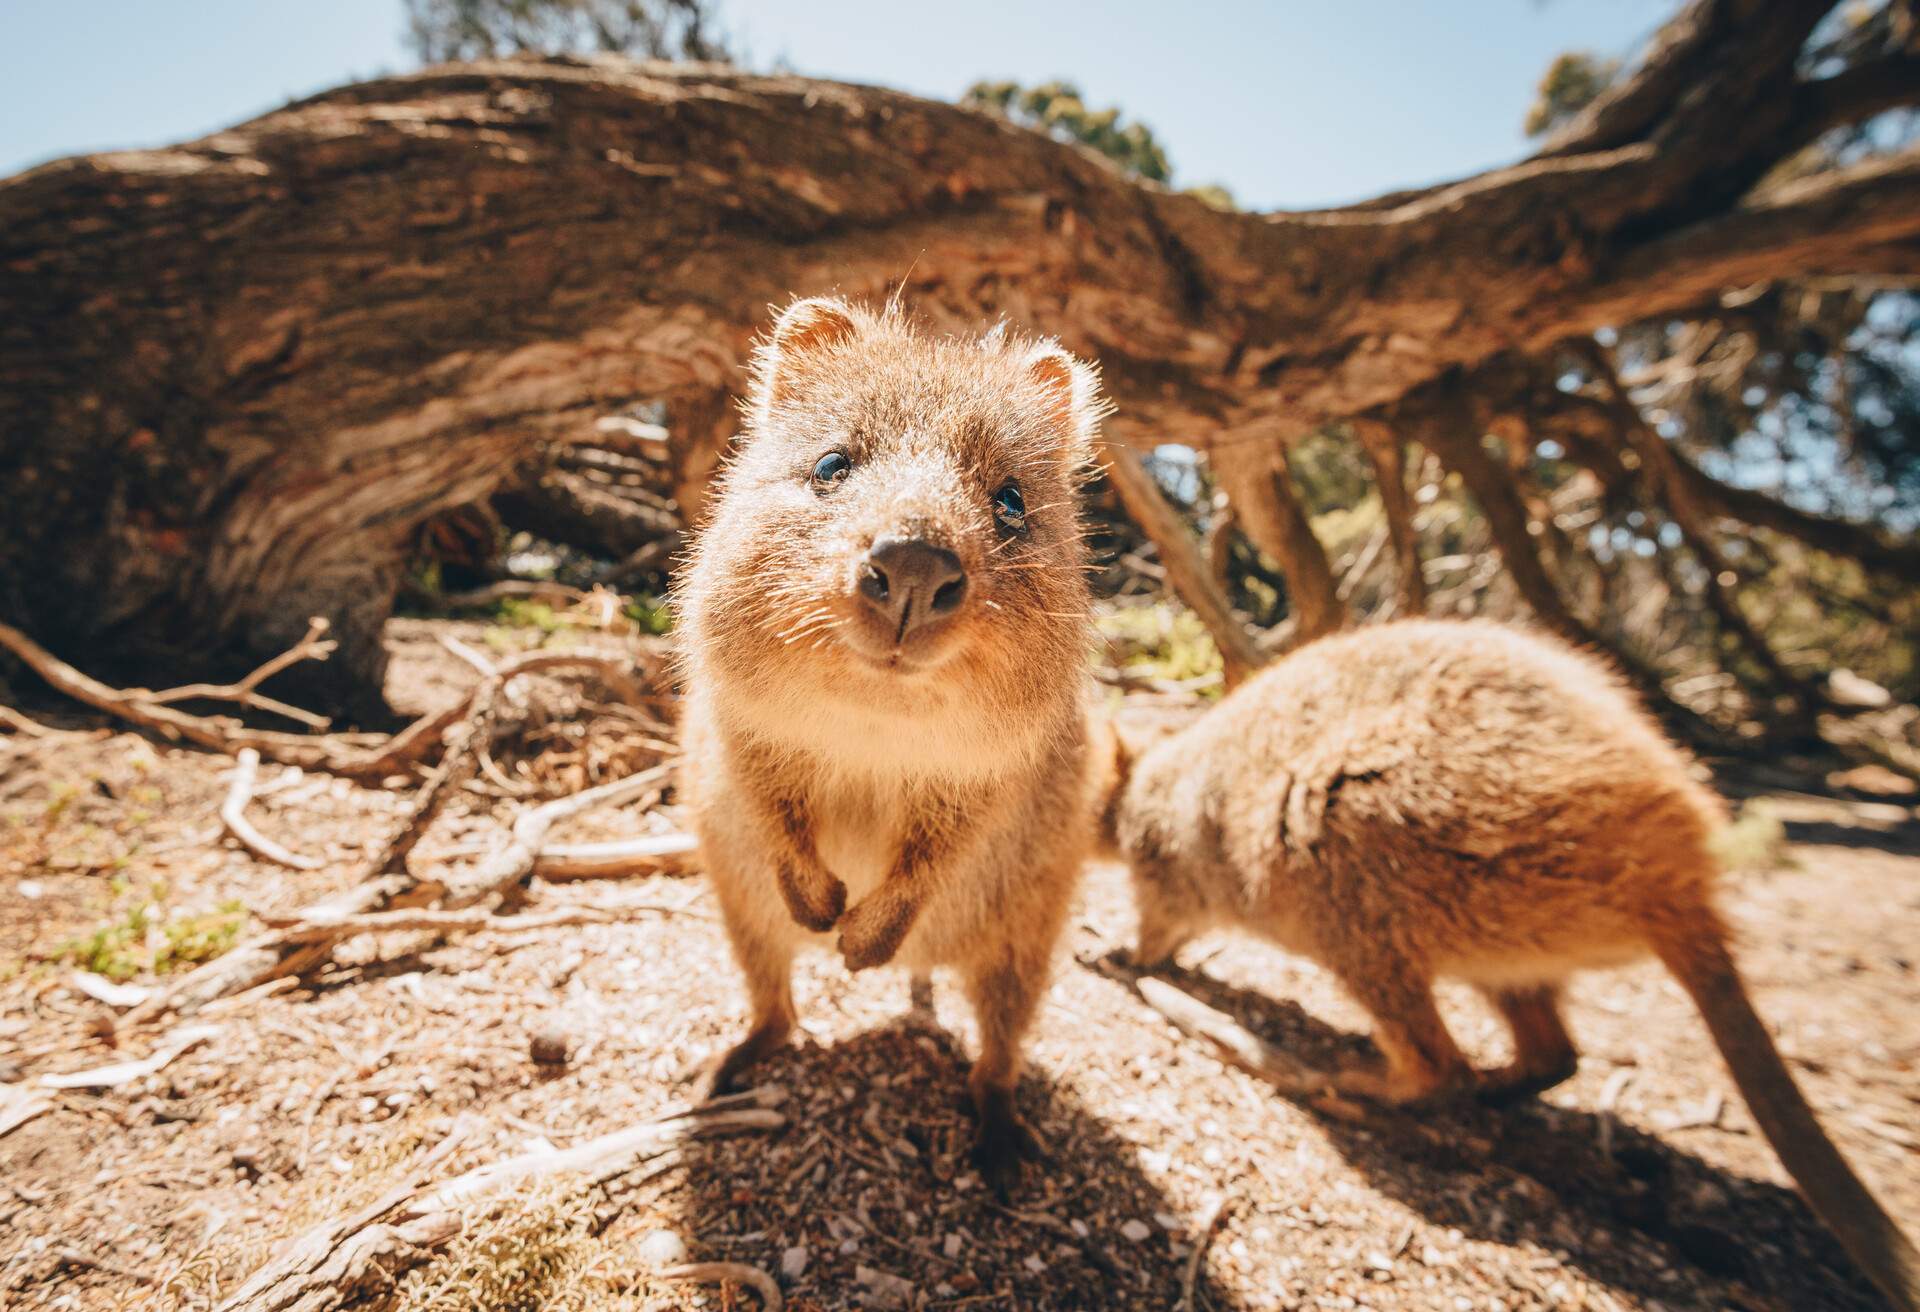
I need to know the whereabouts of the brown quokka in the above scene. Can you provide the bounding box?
[676,297,1107,1184]
[1105,618,1919,1309]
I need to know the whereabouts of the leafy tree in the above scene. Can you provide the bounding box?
[404,0,728,64]
[964,80,1174,184]
[1523,51,1618,137]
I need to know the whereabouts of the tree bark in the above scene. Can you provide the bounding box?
[1210,438,1342,644]
[1352,421,1427,615]
[1,1,1915,707]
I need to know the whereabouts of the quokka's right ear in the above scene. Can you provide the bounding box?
[749,297,863,417]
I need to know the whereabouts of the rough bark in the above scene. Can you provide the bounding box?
[1352,421,1427,615]
[2,0,1915,706]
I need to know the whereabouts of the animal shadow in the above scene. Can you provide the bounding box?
[659,1019,1254,1311]
[1116,956,1890,1312]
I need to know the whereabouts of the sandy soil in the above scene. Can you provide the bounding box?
[2,621,1917,1312]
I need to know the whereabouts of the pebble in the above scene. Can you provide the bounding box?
[635,1228,687,1267]
[781,1245,809,1279]
[530,1025,571,1066]
[1120,1219,1153,1242]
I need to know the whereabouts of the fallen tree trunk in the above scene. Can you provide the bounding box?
[2,3,1915,708]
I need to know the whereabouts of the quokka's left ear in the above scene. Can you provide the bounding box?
[1022,341,1111,455]
[748,296,866,419]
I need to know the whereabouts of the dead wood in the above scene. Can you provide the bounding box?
[1353,421,1428,614]
[220,749,321,871]
[217,1089,787,1312]
[6,1,1914,705]
[656,1262,785,1310]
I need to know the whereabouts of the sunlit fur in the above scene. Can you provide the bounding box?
[675,298,1110,1183]
[1103,618,1920,1306]
[1111,618,1728,998]
[682,299,1102,788]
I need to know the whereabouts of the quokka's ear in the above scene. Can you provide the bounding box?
[1023,341,1110,454]
[750,297,863,415]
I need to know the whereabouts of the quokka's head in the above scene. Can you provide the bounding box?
[681,297,1107,732]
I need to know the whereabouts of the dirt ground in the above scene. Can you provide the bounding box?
[3,620,1918,1311]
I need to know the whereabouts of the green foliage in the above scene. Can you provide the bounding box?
[1524,51,1618,137]
[621,594,674,635]
[965,79,1174,184]
[494,597,568,633]
[1096,601,1225,689]
[405,0,728,64]
[1710,800,1795,873]
[57,896,248,981]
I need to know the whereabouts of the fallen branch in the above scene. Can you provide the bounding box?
[0,618,346,769]
[442,763,671,908]
[260,903,685,944]
[141,617,337,730]
[532,831,699,880]
[656,1262,784,1311]
[218,1089,787,1312]
[220,749,322,871]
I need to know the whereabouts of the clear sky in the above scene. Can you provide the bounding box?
[2,1,1678,209]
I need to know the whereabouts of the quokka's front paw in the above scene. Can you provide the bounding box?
[777,865,846,932]
[836,893,914,972]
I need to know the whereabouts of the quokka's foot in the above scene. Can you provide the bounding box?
[777,867,846,933]
[836,893,915,972]
[694,1021,791,1101]
[969,1085,1045,1198]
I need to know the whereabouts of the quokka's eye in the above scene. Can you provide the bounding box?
[811,451,851,490]
[991,482,1027,533]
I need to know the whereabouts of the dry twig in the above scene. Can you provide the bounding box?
[220,748,322,870]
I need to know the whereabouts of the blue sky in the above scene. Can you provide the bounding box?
[3,1,1677,208]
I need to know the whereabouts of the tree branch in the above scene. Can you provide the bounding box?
[1099,443,1263,686]
[1210,438,1342,644]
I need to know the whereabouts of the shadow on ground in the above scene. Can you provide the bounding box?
[1104,958,1891,1312]
[651,1021,1251,1311]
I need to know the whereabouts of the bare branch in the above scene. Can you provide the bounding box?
[1210,438,1342,645]
[1099,443,1263,686]
[220,748,322,871]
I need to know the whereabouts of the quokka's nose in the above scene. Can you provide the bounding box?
[857,535,969,640]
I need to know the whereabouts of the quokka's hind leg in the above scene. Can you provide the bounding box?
[699,885,798,1098]
[1310,962,1475,1106]
[1477,984,1579,1105]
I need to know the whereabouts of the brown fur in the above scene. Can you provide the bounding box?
[675,298,1107,1186]
[1107,617,1920,1308]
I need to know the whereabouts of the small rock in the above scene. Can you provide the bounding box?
[529,1025,571,1067]
[1023,1254,1047,1274]
[780,1245,809,1280]
[1153,1211,1182,1232]
[1120,1219,1153,1243]
[855,1264,914,1310]
[635,1228,687,1267]
[942,1232,963,1260]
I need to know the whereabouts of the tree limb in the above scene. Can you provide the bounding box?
[1099,443,1263,685]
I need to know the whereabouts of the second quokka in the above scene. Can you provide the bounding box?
[676,297,1108,1185]
[1103,618,1919,1310]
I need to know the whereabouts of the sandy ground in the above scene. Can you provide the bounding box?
[2,621,1918,1311]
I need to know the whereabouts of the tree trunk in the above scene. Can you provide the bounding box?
[1353,421,1427,615]
[1210,438,1342,644]
[1,4,1914,708]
